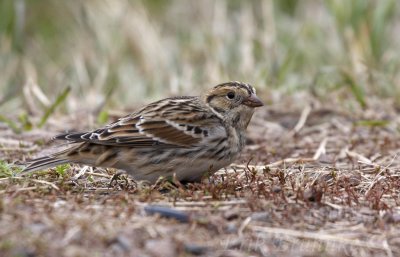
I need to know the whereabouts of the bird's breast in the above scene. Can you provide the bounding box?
[224,126,246,156]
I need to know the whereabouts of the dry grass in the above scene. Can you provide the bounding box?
[1,93,400,257]
[2,1,400,256]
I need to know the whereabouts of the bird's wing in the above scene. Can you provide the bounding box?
[54,97,224,148]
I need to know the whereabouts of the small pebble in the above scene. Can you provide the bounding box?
[184,243,209,255]
[144,205,190,223]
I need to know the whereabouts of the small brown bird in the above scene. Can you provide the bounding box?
[24,81,264,183]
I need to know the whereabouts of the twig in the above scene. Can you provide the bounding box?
[324,202,343,210]
[137,199,247,208]
[0,177,59,190]
[85,171,113,178]
[0,137,35,147]
[250,225,388,251]
[265,158,315,168]
[0,186,52,194]
[313,137,328,160]
[345,149,372,165]
[383,238,394,257]
[29,179,60,190]
[290,105,312,135]
[0,146,39,152]
[363,153,399,196]
[73,165,90,180]
[238,217,252,237]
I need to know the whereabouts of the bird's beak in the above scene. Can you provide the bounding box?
[243,93,264,107]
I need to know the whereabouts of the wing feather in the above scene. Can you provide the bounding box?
[54,97,223,148]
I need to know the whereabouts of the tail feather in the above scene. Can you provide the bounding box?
[22,145,80,174]
[23,156,69,173]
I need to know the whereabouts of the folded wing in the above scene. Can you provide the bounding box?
[55,97,223,148]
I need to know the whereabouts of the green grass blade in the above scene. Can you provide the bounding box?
[341,71,366,109]
[0,115,21,133]
[38,86,71,128]
[355,120,390,127]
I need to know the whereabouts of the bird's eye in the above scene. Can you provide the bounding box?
[226,92,235,99]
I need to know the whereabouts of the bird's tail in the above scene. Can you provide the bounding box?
[22,155,69,174]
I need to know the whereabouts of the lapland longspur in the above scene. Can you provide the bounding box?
[24,82,264,183]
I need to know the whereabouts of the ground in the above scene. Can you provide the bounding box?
[1,1,400,256]
[1,94,400,257]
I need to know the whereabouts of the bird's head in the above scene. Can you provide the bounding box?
[204,81,264,129]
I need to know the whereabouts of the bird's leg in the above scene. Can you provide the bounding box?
[108,170,127,188]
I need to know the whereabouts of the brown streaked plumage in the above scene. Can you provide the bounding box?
[23,81,264,183]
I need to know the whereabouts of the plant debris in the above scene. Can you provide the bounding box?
[1,96,400,257]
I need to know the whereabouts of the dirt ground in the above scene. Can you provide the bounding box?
[1,94,400,257]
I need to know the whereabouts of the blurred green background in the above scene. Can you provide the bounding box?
[0,0,399,127]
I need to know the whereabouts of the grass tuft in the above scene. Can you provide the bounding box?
[54,164,70,177]
[0,160,22,178]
